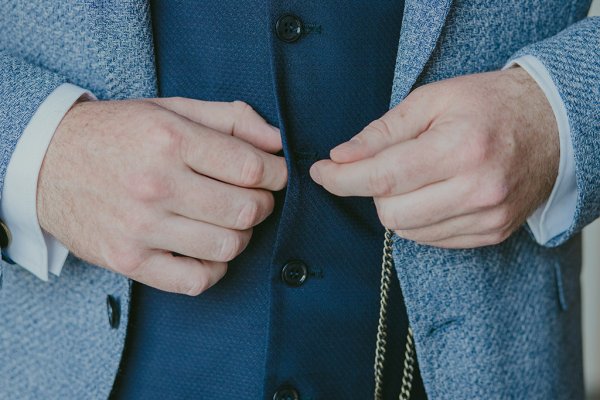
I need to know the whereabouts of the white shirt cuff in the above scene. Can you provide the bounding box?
[504,55,577,245]
[0,83,93,280]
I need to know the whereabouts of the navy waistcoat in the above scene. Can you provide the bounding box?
[111,1,426,399]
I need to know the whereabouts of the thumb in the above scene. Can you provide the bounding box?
[330,95,431,164]
[149,98,282,153]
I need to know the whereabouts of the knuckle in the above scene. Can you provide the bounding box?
[218,231,246,262]
[375,201,399,230]
[368,166,396,196]
[260,191,276,216]
[405,87,424,105]
[239,152,265,187]
[147,114,184,157]
[414,229,438,243]
[169,96,186,104]
[109,247,146,276]
[489,207,512,230]
[144,108,171,131]
[232,100,254,116]
[486,231,509,246]
[464,131,491,166]
[365,118,394,142]
[231,101,257,130]
[410,84,427,97]
[235,200,261,230]
[183,274,211,297]
[126,174,173,203]
[395,229,415,241]
[482,183,510,208]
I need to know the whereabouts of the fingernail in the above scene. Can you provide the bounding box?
[332,138,360,154]
[309,165,322,185]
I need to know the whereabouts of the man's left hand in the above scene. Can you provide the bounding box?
[310,68,559,248]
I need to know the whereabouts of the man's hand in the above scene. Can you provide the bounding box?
[38,98,287,295]
[310,68,559,248]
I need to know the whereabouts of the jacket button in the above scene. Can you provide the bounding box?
[0,220,12,249]
[281,260,308,287]
[273,386,299,400]
[275,14,304,43]
[106,295,121,329]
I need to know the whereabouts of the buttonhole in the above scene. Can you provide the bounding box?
[293,150,319,161]
[304,24,322,34]
[308,268,324,279]
[554,261,568,311]
[427,316,465,337]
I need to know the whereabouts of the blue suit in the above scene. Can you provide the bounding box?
[0,1,598,399]
[111,1,419,398]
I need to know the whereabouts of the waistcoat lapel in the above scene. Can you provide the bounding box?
[93,0,157,99]
[390,0,453,106]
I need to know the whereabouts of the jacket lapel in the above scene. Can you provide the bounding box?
[390,0,453,107]
[94,0,157,99]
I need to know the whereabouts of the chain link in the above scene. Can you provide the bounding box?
[374,229,416,400]
[400,327,415,400]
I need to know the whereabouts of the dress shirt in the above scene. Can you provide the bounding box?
[0,57,577,279]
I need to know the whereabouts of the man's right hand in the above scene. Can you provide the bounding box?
[37,97,287,295]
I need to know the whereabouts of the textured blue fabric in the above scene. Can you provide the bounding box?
[0,2,156,399]
[0,1,597,399]
[109,1,421,399]
[390,1,595,398]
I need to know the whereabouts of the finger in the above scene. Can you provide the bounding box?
[131,251,227,296]
[180,121,287,191]
[150,98,282,153]
[330,93,432,163]
[311,130,453,197]
[394,208,512,243]
[374,176,476,230]
[150,215,253,262]
[417,230,512,249]
[169,171,274,230]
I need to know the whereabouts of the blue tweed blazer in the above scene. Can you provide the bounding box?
[0,1,598,399]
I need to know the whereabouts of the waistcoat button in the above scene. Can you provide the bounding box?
[281,260,308,287]
[273,386,300,400]
[106,295,121,329]
[275,14,304,43]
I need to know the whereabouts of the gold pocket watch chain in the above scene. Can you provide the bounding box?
[374,229,416,400]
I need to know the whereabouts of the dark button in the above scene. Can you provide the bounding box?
[273,386,299,400]
[281,260,308,287]
[106,295,121,329]
[275,14,304,43]
[0,220,11,249]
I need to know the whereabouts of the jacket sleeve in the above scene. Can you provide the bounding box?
[508,17,600,247]
[0,50,67,190]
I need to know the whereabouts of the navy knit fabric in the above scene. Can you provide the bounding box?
[110,1,426,399]
[1,1,597,399]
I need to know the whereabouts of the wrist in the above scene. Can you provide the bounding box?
[37,100,89,237]
[506,66,559,208]
[505,56,577,245]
